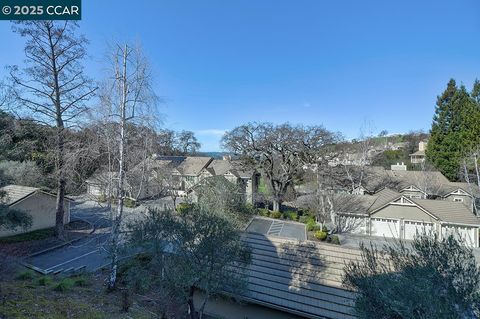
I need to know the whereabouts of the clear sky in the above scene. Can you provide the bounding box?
[1,0,479,151]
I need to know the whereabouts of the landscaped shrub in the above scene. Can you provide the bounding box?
[124,198,136,208]
[329,235,340,245]
[72,276,90,287]
[299,215,315,224]
[53,278,75,292]
[314,231,328,241]
[306,219,322,231]
[176,203,194,214]
[257,208,270,217]
[16,270,35,280]
[283,211,298,221]
[271,211,282,219]
[97,194,107,203]
[36,276,52,286]
[322,225,329,234]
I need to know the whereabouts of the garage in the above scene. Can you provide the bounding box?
[370,218,400,238]
[441,225,477,247]
[404,221,434,240]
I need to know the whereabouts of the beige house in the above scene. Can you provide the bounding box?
[87,155,259,205]
[340,188,480,247]
[409,140,427,164]
[0,185,72,237]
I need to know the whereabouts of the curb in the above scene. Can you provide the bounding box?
[26,218,96,259]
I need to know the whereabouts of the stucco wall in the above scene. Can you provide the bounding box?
[372,204,436,222]
[0,192,70,237]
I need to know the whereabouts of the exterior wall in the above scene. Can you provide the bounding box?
[194,292,304,319]
[0,192,70,237]
[400,189,426,199]
[372,204,436,222]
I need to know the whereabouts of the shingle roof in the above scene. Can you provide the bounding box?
[409,150,425,156]
[440,182,480,198]
[0,185,39,205]
[175,156,213,176]
[367,188,402,213]
[412,198,480,226]
[238,233,358,319]
[387,170,450,193]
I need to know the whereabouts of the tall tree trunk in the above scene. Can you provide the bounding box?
[272,199,280,212]
[49,22,66,240]
[108,44,128,291]
[187,285,197,319]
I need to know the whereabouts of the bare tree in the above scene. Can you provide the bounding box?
[99,43,158,290]
[342,122,376,193]
[7,21,96,239]
[462,148,480,214]
[176,130,201,155]
[222,123,336,212]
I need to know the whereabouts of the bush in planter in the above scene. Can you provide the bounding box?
[329,235,340,245]
[299,215,315,224]
[271,211,282,219]
[257,208,270,217]
[283,211,298,221]
[306,219,316,231]
[314,231,328,241]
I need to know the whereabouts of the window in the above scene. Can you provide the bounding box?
[453,197,464,203]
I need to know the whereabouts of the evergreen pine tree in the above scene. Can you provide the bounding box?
[427,79,480,180]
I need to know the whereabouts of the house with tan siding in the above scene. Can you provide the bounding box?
[0,185,72,237]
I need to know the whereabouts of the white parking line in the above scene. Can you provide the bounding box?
[44,249,99,272]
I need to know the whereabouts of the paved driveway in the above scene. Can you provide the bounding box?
[26,197,149,274]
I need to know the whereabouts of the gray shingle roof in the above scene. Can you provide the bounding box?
[238,233,358,319]
[367,188,402,213]
[439,182,480,198]
[175,156,213,176]
[412,198,480,226]
[0,185,39,205]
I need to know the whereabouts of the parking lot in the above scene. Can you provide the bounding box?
[246,217,307,241]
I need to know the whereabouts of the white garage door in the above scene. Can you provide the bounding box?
[342,216,367,234]
[442,225,476,247]
[404,221,434,240]
[371,218,400,238]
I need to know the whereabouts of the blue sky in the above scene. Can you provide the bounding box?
[1,1,479,151]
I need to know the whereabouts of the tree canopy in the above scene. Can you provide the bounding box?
[343,234,480,318]
[426,79,480,181]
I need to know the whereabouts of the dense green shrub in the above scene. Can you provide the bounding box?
[299,215,315,224]
[283,211,298,221]
[271,211,282,219]
[322,225,329,234]
[329,235,340,245]
[257,208,270,217]
[53,278,75,292]
[306,219,317,231]
[314,231,328,241]
[16,270,35,280]
[35,276,52,286]
[72,275,90,287]
[176,203,194,214]
[124,198,136,208]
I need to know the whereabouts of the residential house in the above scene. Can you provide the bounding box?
[409,140,427,164]
[0,185,72,237]
[195,232,357,319]
[86,155,259,204]
[339,188,480,247]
